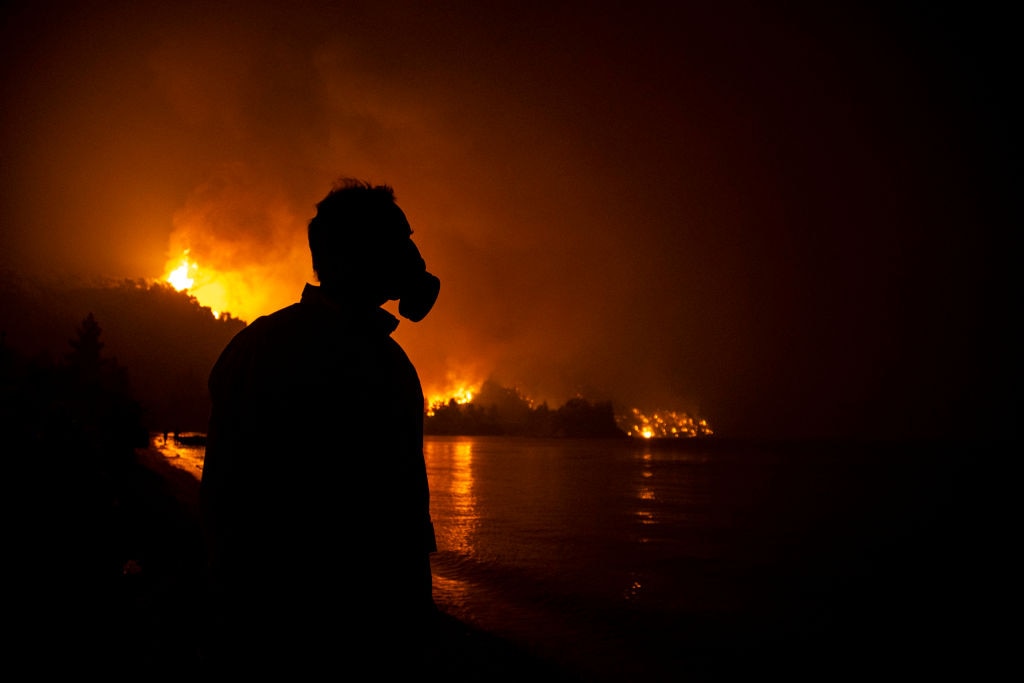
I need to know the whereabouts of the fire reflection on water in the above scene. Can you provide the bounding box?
[423,438,479,612]
[151,432,206,477]
[425,439,478,554]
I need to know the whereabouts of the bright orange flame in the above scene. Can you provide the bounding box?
[618,408,713,439]
[158,241,307,325]
[425,380,481,415]
[162,250,229,319]
[423,381,713,438]
[167,254,195,291]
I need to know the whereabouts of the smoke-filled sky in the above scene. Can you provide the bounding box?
[1,1,1014,439]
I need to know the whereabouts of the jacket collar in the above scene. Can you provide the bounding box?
[300,283,399,335]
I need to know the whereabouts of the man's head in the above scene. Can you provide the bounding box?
[308,179,439,321]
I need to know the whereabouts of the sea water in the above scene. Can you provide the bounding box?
[151,433,968,680]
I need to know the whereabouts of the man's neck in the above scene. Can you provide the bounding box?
[315,282,386,310]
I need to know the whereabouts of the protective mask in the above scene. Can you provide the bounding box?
[398,269,441,322]
[396,239,440,322]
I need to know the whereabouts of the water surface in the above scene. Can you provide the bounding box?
[152,433,968,680]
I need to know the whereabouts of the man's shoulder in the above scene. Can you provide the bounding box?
[236,303,305,335]
[215,304,303,358]
[253,302,306,327]
[209,304,306,390]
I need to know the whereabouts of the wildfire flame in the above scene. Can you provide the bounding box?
[617,408,713,439]
[160,254,714,438]
[167,253,196,291]
[426,378,712,439]
[426,382,479,416]
[162,249,226,319]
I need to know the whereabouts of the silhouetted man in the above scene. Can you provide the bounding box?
[199,179,440,671]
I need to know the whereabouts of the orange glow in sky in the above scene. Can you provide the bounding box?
[161,244,494,408]
[158,246,712,430]
[3,3,1002,440]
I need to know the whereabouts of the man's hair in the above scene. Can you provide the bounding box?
[307,178,412,284]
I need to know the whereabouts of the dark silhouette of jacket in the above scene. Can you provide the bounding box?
[199,282,436,668]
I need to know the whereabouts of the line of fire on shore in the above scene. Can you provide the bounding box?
[617,407,714,439]
[163,253,712,440]
[425,382,712,440]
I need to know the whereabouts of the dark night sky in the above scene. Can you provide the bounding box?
[1,1,1015,439]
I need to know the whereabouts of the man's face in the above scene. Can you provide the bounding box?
[363,232,418,302]
[364,233,439,320]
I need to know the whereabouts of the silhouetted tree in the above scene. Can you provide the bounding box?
[68,312,102,356]
[59,312,147,468]
[426,398,504,435]
[526,401,556,437]
[554,397,626,438]
[0,276,245,433]
[474,379,533,435]
[9,309,207,665]
[423,382,627,438]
